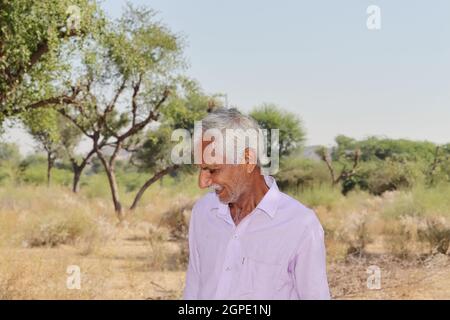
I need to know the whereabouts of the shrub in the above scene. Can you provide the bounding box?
[362,160,424,195]
[383,215,423,258]
[418,217,450,254]
[21,210,98,248]
[336,210,372,257]
[277,157,330,192]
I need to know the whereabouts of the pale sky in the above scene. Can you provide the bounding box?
[3,0,450,155]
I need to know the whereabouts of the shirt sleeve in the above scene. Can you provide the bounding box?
[183,206,201,299]
[292,216,331,300]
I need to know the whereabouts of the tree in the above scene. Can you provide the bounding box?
[333,135,437,162]
[0,141,21,163]
[21,108,63,187]
[316,145,361,194]
[57,114,90,193]
[324,135,439,195]
[427,143,450,186]
[0,142,21,184]
[0,0,103,122]
[129,79,210,210]
[250,103,306,156]
[21,105,98,192]
[56,4,185,220]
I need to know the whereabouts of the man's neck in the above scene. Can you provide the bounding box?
[229,173,269,225]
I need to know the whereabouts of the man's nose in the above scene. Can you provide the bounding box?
[198,170,212,189]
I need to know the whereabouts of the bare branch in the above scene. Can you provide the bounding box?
[117,88,170,142]
[105,78,127,114]
[131,74,143,126]
[129,164,180,210]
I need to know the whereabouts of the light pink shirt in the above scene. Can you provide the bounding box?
[183,176,330,300]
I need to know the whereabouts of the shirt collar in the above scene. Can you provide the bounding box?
[211,175,280,220]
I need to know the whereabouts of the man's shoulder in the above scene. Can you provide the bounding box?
[276,191,323,230]
[191,192,217,216]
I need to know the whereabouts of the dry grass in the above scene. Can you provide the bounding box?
[0,182,193,299]
[1,181,450,299]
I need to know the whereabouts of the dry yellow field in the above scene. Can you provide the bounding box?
[1,184,449,300]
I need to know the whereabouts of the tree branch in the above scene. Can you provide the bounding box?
[129,164,180,210]
[117,88,170,142]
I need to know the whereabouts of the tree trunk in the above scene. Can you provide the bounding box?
[129,165,179,211]
[47,152,53,188]
[96,150,124,221]
[69,148,96,193]
[72,166,82,193]
[105,166,123,220]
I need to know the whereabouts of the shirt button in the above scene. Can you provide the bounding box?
[233,235,238,239]
[225,266,232,271]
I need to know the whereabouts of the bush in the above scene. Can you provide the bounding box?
[362,159,424,195]
[19,162,72,186]
[381,184,450,220]
[0,162,21,186]
[277,157,330,192]
[418,217,450,254]
[336,210,372,257]
[383,215,423,258]
[21,210,98,248]
[159,199,194,240]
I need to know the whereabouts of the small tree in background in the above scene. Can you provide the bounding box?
[21,108,92,190]
[0,142,22,184]
[21,108,63,187]
[427,144,450,186]
[316,145,361,195]
[57,114,92,193]
[250,103,306,157]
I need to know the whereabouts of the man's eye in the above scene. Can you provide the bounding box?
[209,169,216,174]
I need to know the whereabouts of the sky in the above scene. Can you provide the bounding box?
[3,0,450,154]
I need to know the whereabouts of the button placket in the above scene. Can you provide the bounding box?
[214,208,256,299]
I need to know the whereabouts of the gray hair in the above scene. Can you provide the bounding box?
[200,108,265,165]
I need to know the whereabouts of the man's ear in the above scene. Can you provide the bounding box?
[244,148,257,173]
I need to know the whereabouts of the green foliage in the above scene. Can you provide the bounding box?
[134,125,173,172]
[104,3,181,78]
[361,160,424,195]
[324,135,441,195]
[161,79,209,131]
[427,143,450,185]
[0,142,21,185]
[276,156,330,191]
[133,79,209,174]
[0,142,21,163]
[292,184,343,211]
[20,162,72,186]
[0,0,104,119]
[21,108,61,151]
[381,184,450,220]
[250,104,306,156]
[333,135,437,163]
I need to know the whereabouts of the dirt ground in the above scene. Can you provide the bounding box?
[1,225,449,300]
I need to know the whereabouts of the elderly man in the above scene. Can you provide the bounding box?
[183,108,330,300]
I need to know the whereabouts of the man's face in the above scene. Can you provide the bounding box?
[197,139,247,204]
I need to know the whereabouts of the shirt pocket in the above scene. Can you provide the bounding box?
[237,255,287,299]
